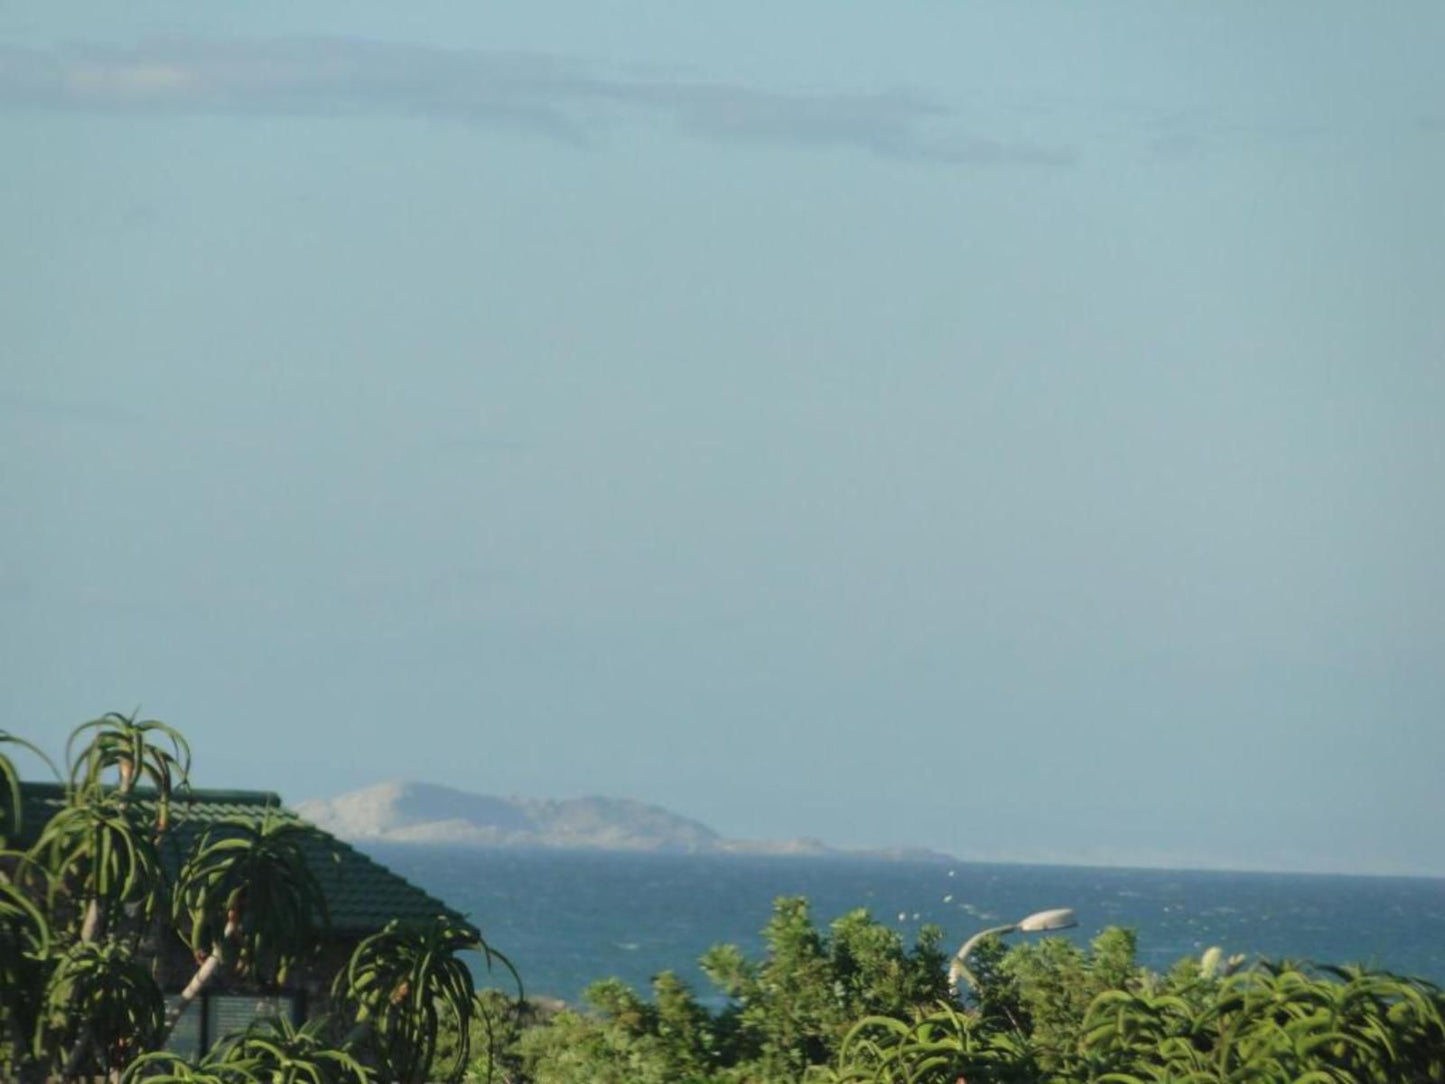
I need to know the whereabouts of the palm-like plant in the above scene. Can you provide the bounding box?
[207,1014,371,1084]
[55,716,189,953]
[43,938,166,1078]
[336,915,516,1084]
[166,811,331,1039]
[18,716,194,1079]
[1,730,57,845]
[123,1052,262,1083]
[8,715,522,1084]
[819,1003,1042,1084]
[68,711,191,813]
[1073,960,1445,1084]
[27,789,168,940]
[0,876,52,1082]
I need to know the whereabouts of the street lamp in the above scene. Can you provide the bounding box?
[947,907,1078,996]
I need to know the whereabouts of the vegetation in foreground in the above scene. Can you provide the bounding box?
[1,717,512,1083]
[462,909,1445,1083]
[6,715,1445,1083]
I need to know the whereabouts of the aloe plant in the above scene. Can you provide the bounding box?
[123,1051,262,1083]
[1,730,57,846]
[815,946,1445,1084]
[43,938,166,1078]
[206,1013,371,1084]
[817,1003,1042,1084]
[164,810,331,1042]
[59,712,189,947]
[1075,960,1445,1083]
[335,915,516,1084]
[27,790,168,939]
[0,875,52,1082]
[67,711,191,812]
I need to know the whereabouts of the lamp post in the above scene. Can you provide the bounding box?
[947,907,1078,996]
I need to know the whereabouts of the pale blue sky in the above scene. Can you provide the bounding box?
[4,3,1442,875]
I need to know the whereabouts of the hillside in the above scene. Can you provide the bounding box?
[295,782,950,860]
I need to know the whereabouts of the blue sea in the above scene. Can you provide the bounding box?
[365,846,1445,1004]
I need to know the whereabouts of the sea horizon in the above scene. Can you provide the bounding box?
[361,845,1445,1003]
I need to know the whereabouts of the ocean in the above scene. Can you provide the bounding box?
[364,845,1445,1004]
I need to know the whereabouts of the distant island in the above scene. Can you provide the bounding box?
[295,782,950,862]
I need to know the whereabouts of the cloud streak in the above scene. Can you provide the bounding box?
[0,35,1074,166]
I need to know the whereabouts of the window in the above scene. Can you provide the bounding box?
[163,992,300,1056]
[207,994,299,1048]
[162,996,202,1060]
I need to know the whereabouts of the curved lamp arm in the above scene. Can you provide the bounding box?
[947,924,1018,995]
[947,909,1078,996]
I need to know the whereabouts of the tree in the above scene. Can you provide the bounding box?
[23,713,185,1078]
[165,810,331,1042]
[1,714,513,1084]
[822,936,1445,1084]
[203,1013,371,1084]
[501,896,948,1084]
[700,897,949,1080]
[1,731,56,845]
[334,915,515,1084]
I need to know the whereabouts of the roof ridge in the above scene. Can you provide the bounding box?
[18,780,283,804]
[15,781,477,936]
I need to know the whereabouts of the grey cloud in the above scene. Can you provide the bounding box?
[0,35,1073,166]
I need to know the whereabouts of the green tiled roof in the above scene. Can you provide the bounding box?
[16,782,473,937]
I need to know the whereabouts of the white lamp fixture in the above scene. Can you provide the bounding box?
[947,907,1079,995]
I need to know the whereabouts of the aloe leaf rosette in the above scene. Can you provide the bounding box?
[172,811,330,986]
[1,730,58,845]
[27,789,168,932]
[336,915,515,1084]
[207,1013,371,1084]
[68,711,191,813]
[43,938,165,1074]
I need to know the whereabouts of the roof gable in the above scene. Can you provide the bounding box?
[16,782,473,937]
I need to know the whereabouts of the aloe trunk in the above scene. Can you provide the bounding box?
[159,916,238,1044]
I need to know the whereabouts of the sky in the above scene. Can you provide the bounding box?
[3,2,1442,877]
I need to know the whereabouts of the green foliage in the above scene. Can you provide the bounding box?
[489,912,1445,1084]
[27,788,168,933]
[817,1005,1043,1084]
[43,938,166,1075]
[337,915,514,1084]
[206,1013,371,1084]
[824,945,1445,1084]
[493,897,949,1084]
[173,810,330,984]
[1080,960,1445,1083]
[1,731,56,845]
[508,976,715,1084]
[0,875,52,1076]
[983,924,1143,1065]
[124,1052,264,1083]
[67,711,191,829]
[11,714,1445,1084]
[4,715,510,1084]
[700,897,950,1081]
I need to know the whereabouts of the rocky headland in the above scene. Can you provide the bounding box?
[295,781,949,861]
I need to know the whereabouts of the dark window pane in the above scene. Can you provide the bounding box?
[162,996,202,1059]
[205,994,297,1049]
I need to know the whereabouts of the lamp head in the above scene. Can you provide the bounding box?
[1016,908,1077,933]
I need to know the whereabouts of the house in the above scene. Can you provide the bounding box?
[15,782,475,1058]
